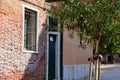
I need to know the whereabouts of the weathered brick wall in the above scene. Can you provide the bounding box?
[0,0,47,80]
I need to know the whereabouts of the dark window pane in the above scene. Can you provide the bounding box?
[47,16,58,31]
[24,8,37,51]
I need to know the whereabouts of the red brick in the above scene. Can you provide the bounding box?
[0,0,47,80]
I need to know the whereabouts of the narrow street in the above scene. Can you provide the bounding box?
[100,64,120,80]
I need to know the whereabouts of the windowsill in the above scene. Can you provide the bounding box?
[22,49,39,53]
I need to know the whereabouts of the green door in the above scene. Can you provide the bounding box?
[48,35,56,80]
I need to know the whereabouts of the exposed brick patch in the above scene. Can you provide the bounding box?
[0,69,23,80]
[0,0,47,79]
[22,55,45,80]
[0,56,45,80]
[0,7,23,80]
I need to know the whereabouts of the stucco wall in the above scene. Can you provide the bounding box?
[63,29,93,80]
[0,0,47,80]
[63,29,93,65]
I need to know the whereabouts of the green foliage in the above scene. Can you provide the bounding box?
[99,23,120,54]
[49,0,120,54]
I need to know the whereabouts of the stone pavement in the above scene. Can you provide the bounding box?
[91,64,120,80]
[100,63,120,68]
[100,64,120,80]
[101,68,120,80]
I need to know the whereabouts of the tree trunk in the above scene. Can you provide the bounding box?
[94,59,99,80]
[98,59,101,80]
[89,60,93,80]
[94,40,100,80]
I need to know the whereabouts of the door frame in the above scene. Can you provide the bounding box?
[46,32,61,80]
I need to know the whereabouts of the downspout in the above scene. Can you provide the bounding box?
[60,25,63,80]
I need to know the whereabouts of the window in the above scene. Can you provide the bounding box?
[47,16,58,32]
[23,6,38,52]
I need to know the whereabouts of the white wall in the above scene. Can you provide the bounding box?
[63,64,91,80]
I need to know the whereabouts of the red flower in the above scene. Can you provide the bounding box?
[82,0,86,2]
[53,7,57,11]
[89,0,94,2]
[72,26,75,31]
[42,8,46,11]
[42,23,46,26]
[111,0,114,3]
[56,1,60,5]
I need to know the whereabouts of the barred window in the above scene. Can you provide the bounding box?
[24,8,37,51]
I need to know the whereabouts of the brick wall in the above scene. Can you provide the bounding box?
[0,0,47,80]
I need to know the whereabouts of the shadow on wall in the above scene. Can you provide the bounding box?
[21,27,47,80]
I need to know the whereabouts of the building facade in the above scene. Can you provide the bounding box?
[0,0,46,80]
[0,0,93,80]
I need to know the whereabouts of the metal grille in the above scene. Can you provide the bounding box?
[24,8,37,51]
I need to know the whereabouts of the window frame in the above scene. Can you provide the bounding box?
[22,5,39,53]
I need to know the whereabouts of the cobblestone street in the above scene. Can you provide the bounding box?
[100,64,120,80]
